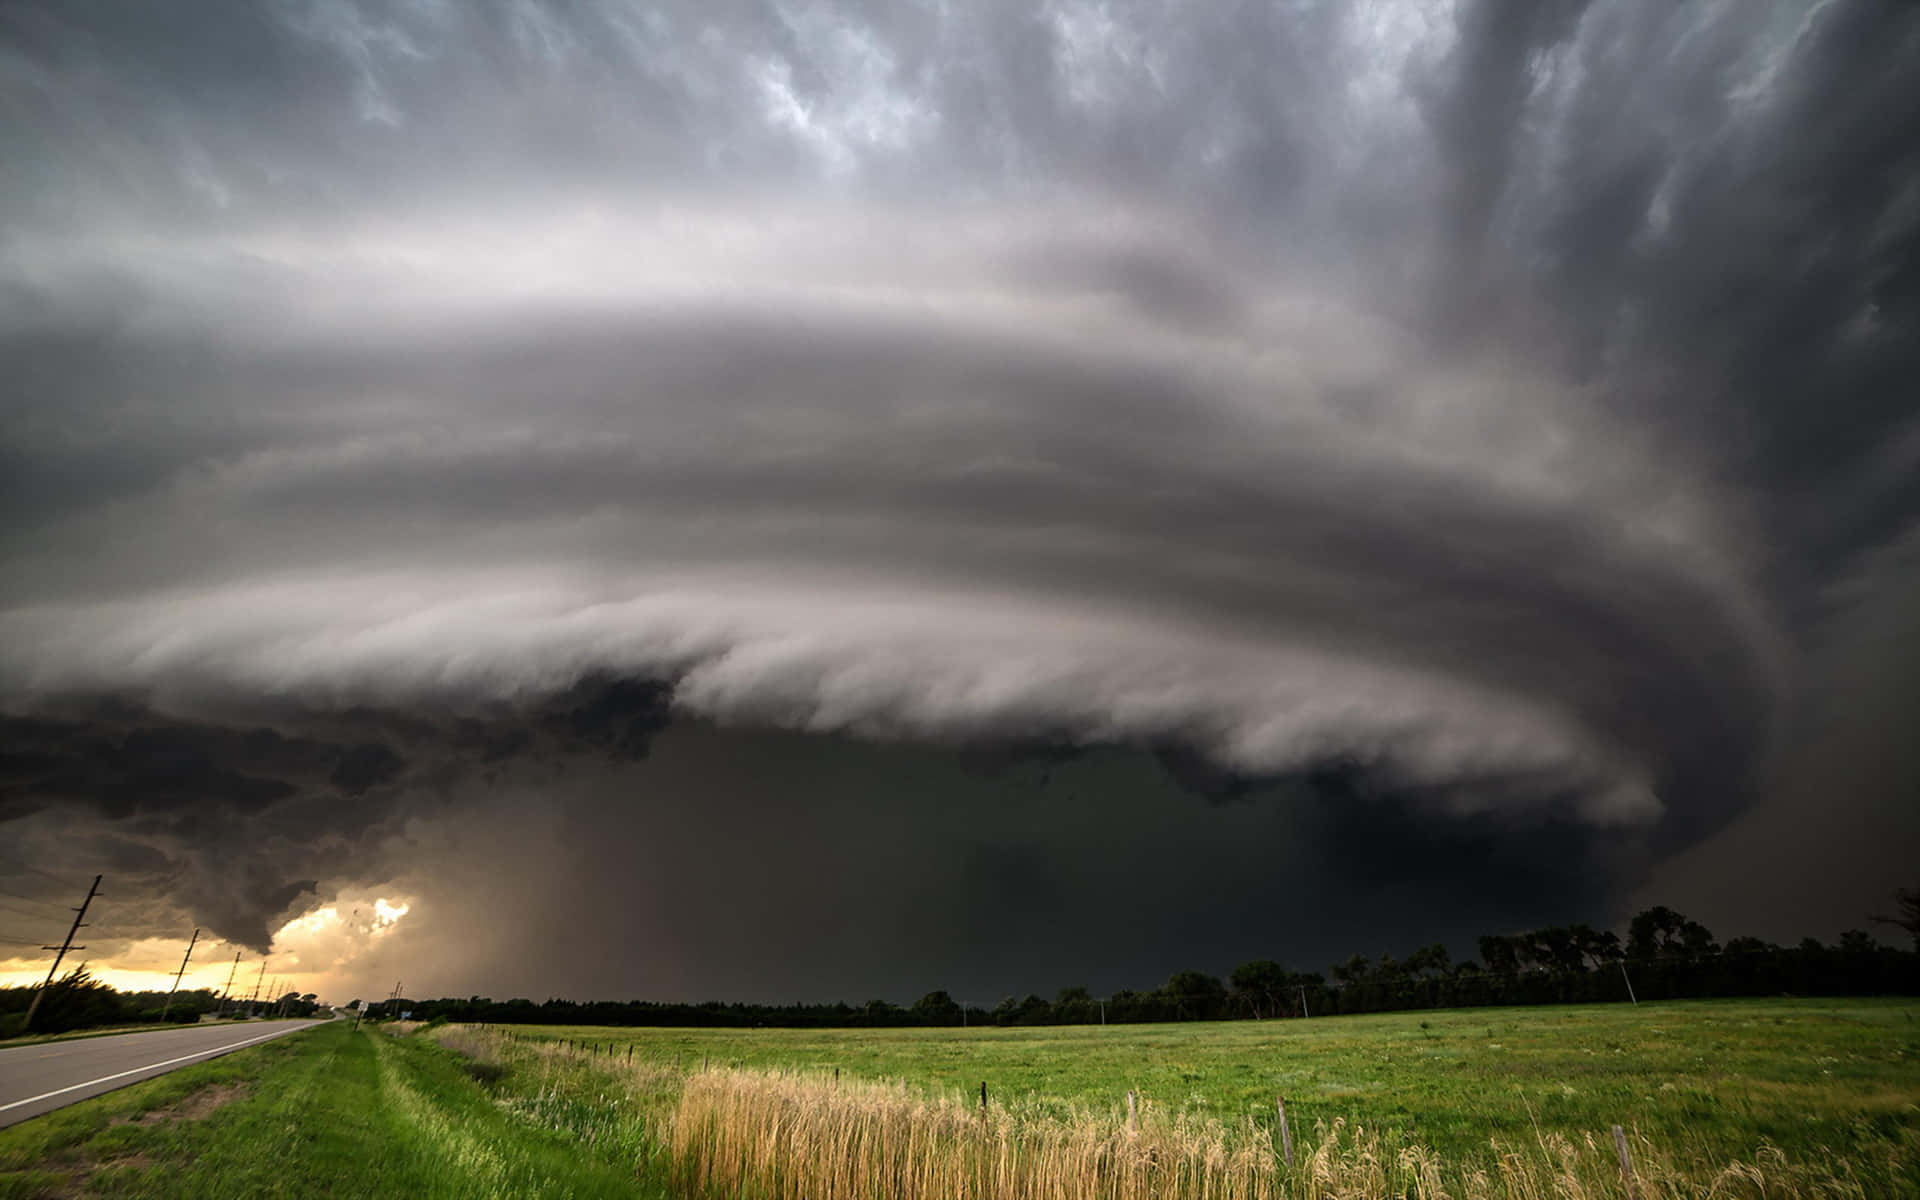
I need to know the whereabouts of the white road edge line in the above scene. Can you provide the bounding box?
[0,1023,313,1114]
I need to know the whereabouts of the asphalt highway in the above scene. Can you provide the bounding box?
[0,1018,324,1128]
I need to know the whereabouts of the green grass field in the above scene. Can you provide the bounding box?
[2,999,1913,1197]
[514,997,1920,1166]
[0,1022,672,1199]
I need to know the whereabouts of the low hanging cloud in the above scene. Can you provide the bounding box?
[3,0,1918,979]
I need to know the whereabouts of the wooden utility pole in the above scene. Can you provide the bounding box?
[218,951,242,1017]
[22,875,101,1032]
[247,959,267,1016]
[160,928,200,1022]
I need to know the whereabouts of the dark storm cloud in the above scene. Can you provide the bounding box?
[3,0,1918,993]
[0,678,671,949]
[356,726,1624,1004]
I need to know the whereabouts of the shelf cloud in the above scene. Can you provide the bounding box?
[3,0,1916,995]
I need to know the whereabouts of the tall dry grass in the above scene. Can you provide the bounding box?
[670,1067,1282,1200]
[664,1065,1888,1200]
[436,1027,1909,1200]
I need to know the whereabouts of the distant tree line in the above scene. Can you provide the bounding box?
[388,903,1920,1029]
[0,967,324,1037]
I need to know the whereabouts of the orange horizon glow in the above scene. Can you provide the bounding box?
[0,893,416,1004]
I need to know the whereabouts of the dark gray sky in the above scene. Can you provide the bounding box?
[2,0,1917,1003]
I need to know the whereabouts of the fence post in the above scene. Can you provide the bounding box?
[1277,1096,1293,1167]
[1126,1090,1138,1135]
[1613,1125,1642,1200]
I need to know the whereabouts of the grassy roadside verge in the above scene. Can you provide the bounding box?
[0,1022,673,1199]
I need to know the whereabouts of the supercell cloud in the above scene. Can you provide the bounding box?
[1,0,1917,998]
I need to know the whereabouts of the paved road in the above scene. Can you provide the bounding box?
[0,1019,325,1128]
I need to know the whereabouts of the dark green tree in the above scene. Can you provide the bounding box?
[1528,927,1584,972]
[911,991,962,1024]
[27,968,122,1034]
[1874,887,1920,950]
[1477,934,1520,974]
[1570,924,1622,968]
[1330,954,1374,985]
[1838,929,1881,954]
[990,994,1052,1024]
[1229,960,1288,1018]
[1403,944,1451,977]
[1628,906,1715,959]
[1162,971,1227,1020]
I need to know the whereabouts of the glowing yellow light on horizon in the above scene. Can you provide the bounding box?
[0,893,417,995]
[0,948,263,995]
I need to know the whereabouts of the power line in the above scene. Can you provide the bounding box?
[0,901,64,929]
[0,903,63,929]
[0,883,66,904]
[0,860,85,890]
[80,923,142,941]
[0,888,67,912]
